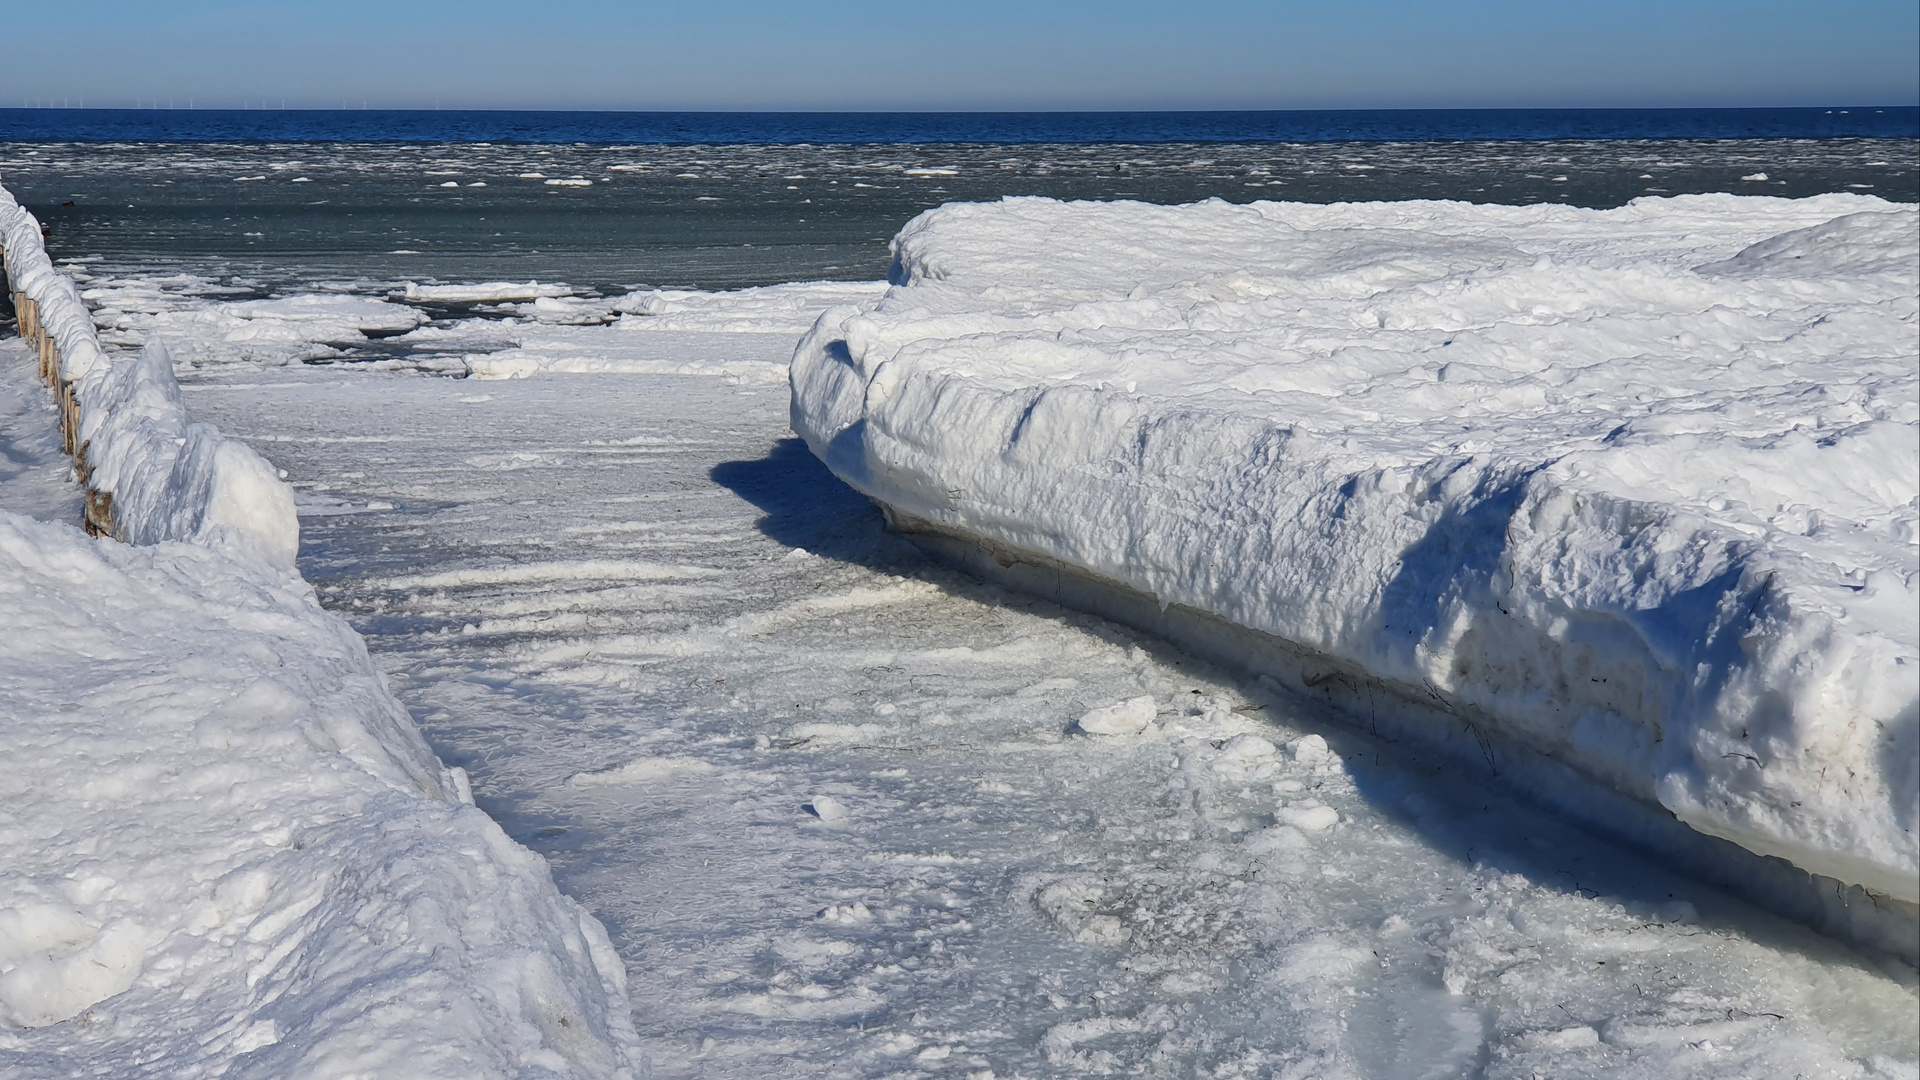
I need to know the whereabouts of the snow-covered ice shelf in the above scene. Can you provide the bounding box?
[791,194,1920,927]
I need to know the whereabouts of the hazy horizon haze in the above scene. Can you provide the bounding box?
[2,1,1915,113]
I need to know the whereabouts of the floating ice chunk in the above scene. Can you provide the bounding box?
[402,280,573,303]
[437,181,459,188]
[545,178,592,187]
[1741,172,1770,181]
[1076,696,1157,736]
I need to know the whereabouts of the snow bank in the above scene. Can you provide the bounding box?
[1,179,299,565]
[0,510,641,1077]
[791,195,1920,914]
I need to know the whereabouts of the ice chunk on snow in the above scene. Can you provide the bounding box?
[1076,696,1157,736]
[1290,734,1332,765]
[567,755,717,787]
[791,193,1920,905]
[0,911,146,1028]
[807,794,851,823]
[1276,803,1341,832]
[1222,733,1278,760]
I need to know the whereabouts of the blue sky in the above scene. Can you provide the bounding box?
[5,1,1916,111]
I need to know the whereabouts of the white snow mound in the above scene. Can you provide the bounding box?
[0,510,642,1077]
[791,194,1920,904]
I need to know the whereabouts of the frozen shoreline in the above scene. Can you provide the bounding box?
[1,180,643,1077]
[790,195,1920,945]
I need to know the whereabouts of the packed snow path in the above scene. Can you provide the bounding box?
[169,367,1916,1078]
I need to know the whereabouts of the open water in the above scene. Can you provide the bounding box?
[1,107,1914,291]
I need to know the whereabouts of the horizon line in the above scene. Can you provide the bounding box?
[2,104,1917,115]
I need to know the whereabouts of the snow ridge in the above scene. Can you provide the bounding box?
[790,195,1920,927]
[2,179,298,564]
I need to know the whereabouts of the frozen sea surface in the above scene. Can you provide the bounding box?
[4,136,1911,291]
[172,361,1919,1079]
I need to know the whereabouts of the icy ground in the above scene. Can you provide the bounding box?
[161,359,1920,1079]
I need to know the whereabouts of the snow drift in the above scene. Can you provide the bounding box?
[790,195,1920,920]
[2,180,298,564]
[0,511,642,1077]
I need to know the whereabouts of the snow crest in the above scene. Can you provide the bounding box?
[790,194,1920,907]
[2,179,299,565]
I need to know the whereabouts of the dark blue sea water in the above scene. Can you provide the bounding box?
[1,107,1915,145]
[2,108,1913,292]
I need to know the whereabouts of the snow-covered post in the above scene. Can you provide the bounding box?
[1,177,300,565]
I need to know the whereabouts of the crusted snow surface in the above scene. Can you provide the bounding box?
[0,508,641,1077]
[790,194,1920,907]
[177,363,1918,1079]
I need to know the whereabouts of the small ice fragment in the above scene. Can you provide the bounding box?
[807,795,849,823]
[438,181,459,188]
[1222,733,1277,760]
[1740,172,1769,181]
[1276,803,1340,832]
[466,182,486,187]
[819,901,872,923]
[1076,696,1156,736]
[1525,1025,1601,1050]
[1290,733,1331,763]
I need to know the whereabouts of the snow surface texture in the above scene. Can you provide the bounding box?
[183,366,1919,1078]
[790,195,1920,915]
[0,511,641,1077]
[1,179,299,565]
